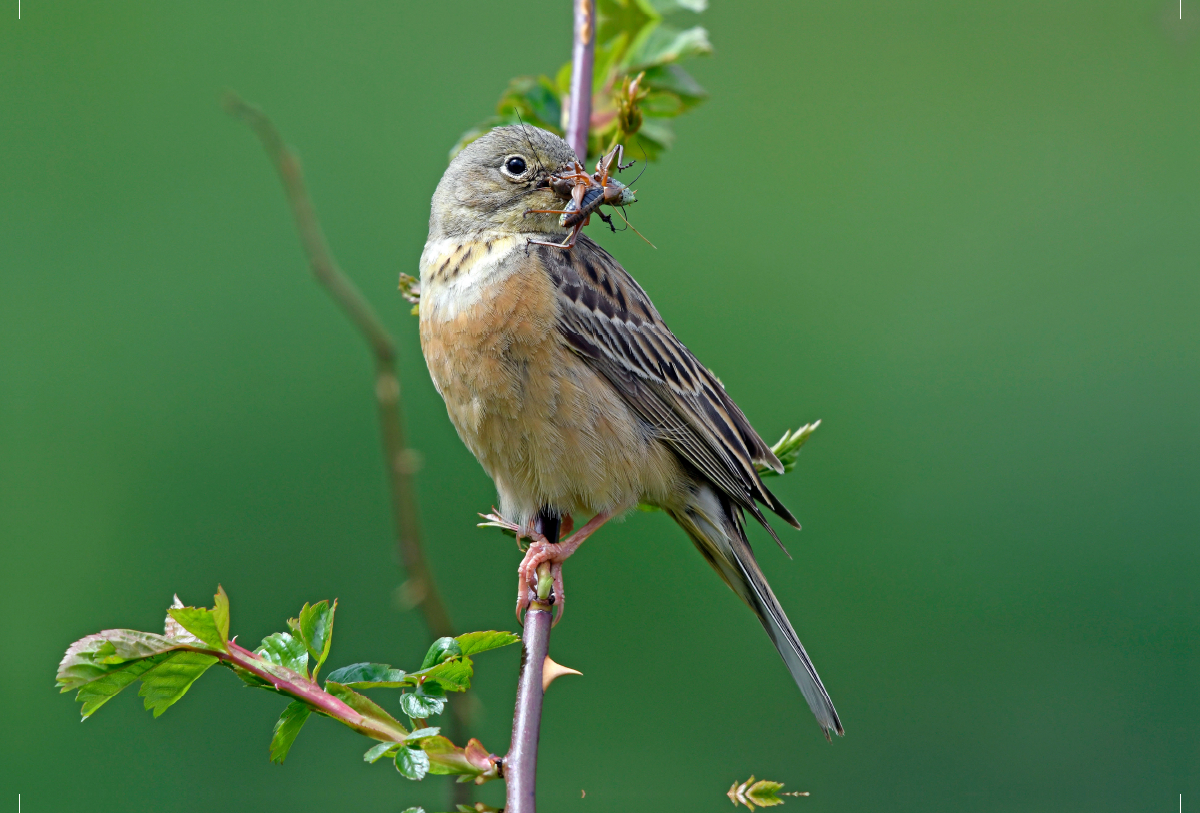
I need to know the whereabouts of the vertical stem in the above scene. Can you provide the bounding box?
[565,0,596,161]
[504,4,592,804]
[504,513,559,813]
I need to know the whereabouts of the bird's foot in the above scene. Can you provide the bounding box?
[515,510,613,627]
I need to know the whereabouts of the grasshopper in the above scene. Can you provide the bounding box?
[527,144,638,250]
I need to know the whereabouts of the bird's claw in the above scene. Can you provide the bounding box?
[516,540,569,627]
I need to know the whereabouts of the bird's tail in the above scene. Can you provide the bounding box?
[667,481,843,738]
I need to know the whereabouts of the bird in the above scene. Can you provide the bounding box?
[416,125,842,738]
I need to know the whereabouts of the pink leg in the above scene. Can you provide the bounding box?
[516,511,614,626]
[479,511,548,619]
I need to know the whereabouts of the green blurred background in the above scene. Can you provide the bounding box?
[2,1,1197,811]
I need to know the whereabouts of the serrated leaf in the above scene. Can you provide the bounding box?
[421,637,463,669]
[625,24,712,70]
[454,631,520,657]
[414,657,473,692]
[298,600,336,677]
[138,651,219,717]
[395,745,430,780]
[74,653,167,718]
[364,741,396,763]
[164,596,192,640]
[405,726,441,742]
[255,632,309,676]
[728,777,804,810]
[400,682,446,718]
[747,779,786,807]
[324,662,408,688]
[57,631,179,692]
[326,682,408,733]
[211,586,231,643]
[269,700,310,764]
[165,606,226,651]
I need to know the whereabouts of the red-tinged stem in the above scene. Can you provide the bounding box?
[565,0,596,161]
[195,641,411,743]
[223,642,361,718]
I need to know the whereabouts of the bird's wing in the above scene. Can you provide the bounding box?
[536,235,799,535]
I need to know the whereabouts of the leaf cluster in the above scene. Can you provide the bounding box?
[727,776,809,810]
[56,588,518,784]
[451,0,712,163]
[759,420,821,478]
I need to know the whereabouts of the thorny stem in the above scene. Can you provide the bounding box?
[223,93,471,802]
[505,516,559,813]
[565,0,596,161]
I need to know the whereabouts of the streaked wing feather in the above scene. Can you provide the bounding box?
[537,236,799,531]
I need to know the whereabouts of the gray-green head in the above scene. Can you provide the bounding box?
[429,125,580,239]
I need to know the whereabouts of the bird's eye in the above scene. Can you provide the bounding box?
[504,156,528,176]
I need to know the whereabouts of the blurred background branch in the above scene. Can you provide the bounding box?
[222,93,473,802]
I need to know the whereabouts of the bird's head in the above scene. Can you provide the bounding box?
[429,125,580,238]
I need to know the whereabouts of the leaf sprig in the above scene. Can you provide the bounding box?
[727,776,810,810]
[56,588,518,783]
[760,420,821,478]
[452,0,712,163]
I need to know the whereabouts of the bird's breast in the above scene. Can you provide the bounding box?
[416,233,679,521]
[418,233,561,437]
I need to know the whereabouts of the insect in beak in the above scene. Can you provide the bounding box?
[526,144,640,251]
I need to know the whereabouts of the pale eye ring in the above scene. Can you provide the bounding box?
[502,155,529,178]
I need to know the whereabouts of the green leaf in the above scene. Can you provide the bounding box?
[625,24,712,70]
[405,726,441,742]
[166,606,226,651]
[211,586,231,643]
[269,700,311,764]
[423,735,469,776]
[421,637,463,669]
[496,75,562,131]
[324,662,408,688]
[363,742,397,763]
[395,745,430,780]
[746,779,786,807]
[74,654,167,718]
[326,682,408,734]
[255,632,309,676]
[401,808,426,813]
[57,631,178,692]
[414,657,474,692]
[298,600,336,677]
[138,651,220,717]
[641,64,707,105]
[454,631,520,657]
[400,682,446,718]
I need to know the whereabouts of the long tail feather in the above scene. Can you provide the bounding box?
[668,482,843,738]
